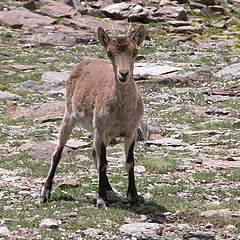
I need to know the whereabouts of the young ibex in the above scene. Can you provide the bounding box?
[40,25,146,208]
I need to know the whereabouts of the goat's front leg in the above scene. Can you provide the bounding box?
[124,132,142,204]
[94,129,112,208]
[39,113,75,203]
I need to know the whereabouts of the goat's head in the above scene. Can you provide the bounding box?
[98,25,145,84]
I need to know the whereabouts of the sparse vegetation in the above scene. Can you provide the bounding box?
[0,0,239,239]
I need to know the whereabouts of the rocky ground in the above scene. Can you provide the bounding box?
[0,0,240,239]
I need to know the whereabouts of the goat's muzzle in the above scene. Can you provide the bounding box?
[118,69,129,83]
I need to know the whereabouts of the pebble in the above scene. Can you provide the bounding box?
[0,226,11,236]
[39,219,61,230]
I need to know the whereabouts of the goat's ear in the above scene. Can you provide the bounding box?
[98,27,111,48]
[132,25,145,46]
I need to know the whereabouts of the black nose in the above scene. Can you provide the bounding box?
[119,70,129,78]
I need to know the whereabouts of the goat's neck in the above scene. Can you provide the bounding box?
[114,76,137,102]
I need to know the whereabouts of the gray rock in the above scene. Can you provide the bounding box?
[138,68,215,85]
[42,72,70,85]
[119,222,163,239]
[39,0,80,18]
[0,90,21,101]
[137,119,164,141]
[39,218,61,230]
[0,8,55,29]
[215,62,240,77]
[27,141,73,161]
[102,3,131,20]
[134,63,181,78]
[146,138,186,147]
[153,5,188,21]
[5,101,65,120]
[183,231,215,239]
[0,226,11,236]
[170,25,206,34]
[205,86,240,96]
[39,57,58,63]
[12,80,40,91]
[22,32,69,44]
[128,5,149,22]
[102,2,130,20]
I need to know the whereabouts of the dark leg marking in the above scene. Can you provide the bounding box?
[126,142,139,202]
[40,147,64,202]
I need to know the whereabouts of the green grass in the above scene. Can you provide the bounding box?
[223,170,240,182]
[192,171,217,183]
[0,4,240,239]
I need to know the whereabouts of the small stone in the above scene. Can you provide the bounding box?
[225,225,235,230]
[205,223,213,229]
[134,165,146,174]
[0,91,21,101]
[183,231,215,239]
[119,222,162,239]
[199,209,231,218]
[177,223,191,231]
[39,219,61,230]
[0,226,11,236]
[58,179,80,189]
[10,64,35,71]
[146,137,186,147]
[41,72,70,85]
[39,57,58,63]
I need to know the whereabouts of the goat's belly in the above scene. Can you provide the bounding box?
[106,120,138,138]
[74,111,94,132]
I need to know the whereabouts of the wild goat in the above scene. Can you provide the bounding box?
[39,25,146,208]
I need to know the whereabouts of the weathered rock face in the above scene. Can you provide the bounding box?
[215,62,240,77]
[39,0,81,18]
[102,2,188,22]
[0,8,55,29]
[5,101,65,120]
[153,5,188,21]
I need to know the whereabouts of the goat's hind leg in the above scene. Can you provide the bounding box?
[39,113,75,203]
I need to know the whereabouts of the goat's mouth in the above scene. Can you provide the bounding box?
[117,70,129,83]
[118,76,128,83]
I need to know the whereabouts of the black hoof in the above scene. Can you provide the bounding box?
[39,187,51,203]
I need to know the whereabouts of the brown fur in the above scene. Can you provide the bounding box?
[40,26,146,208]
[67,58,143,137]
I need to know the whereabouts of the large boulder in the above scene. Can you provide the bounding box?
[39,0,81,18]
[0,8,55,29]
